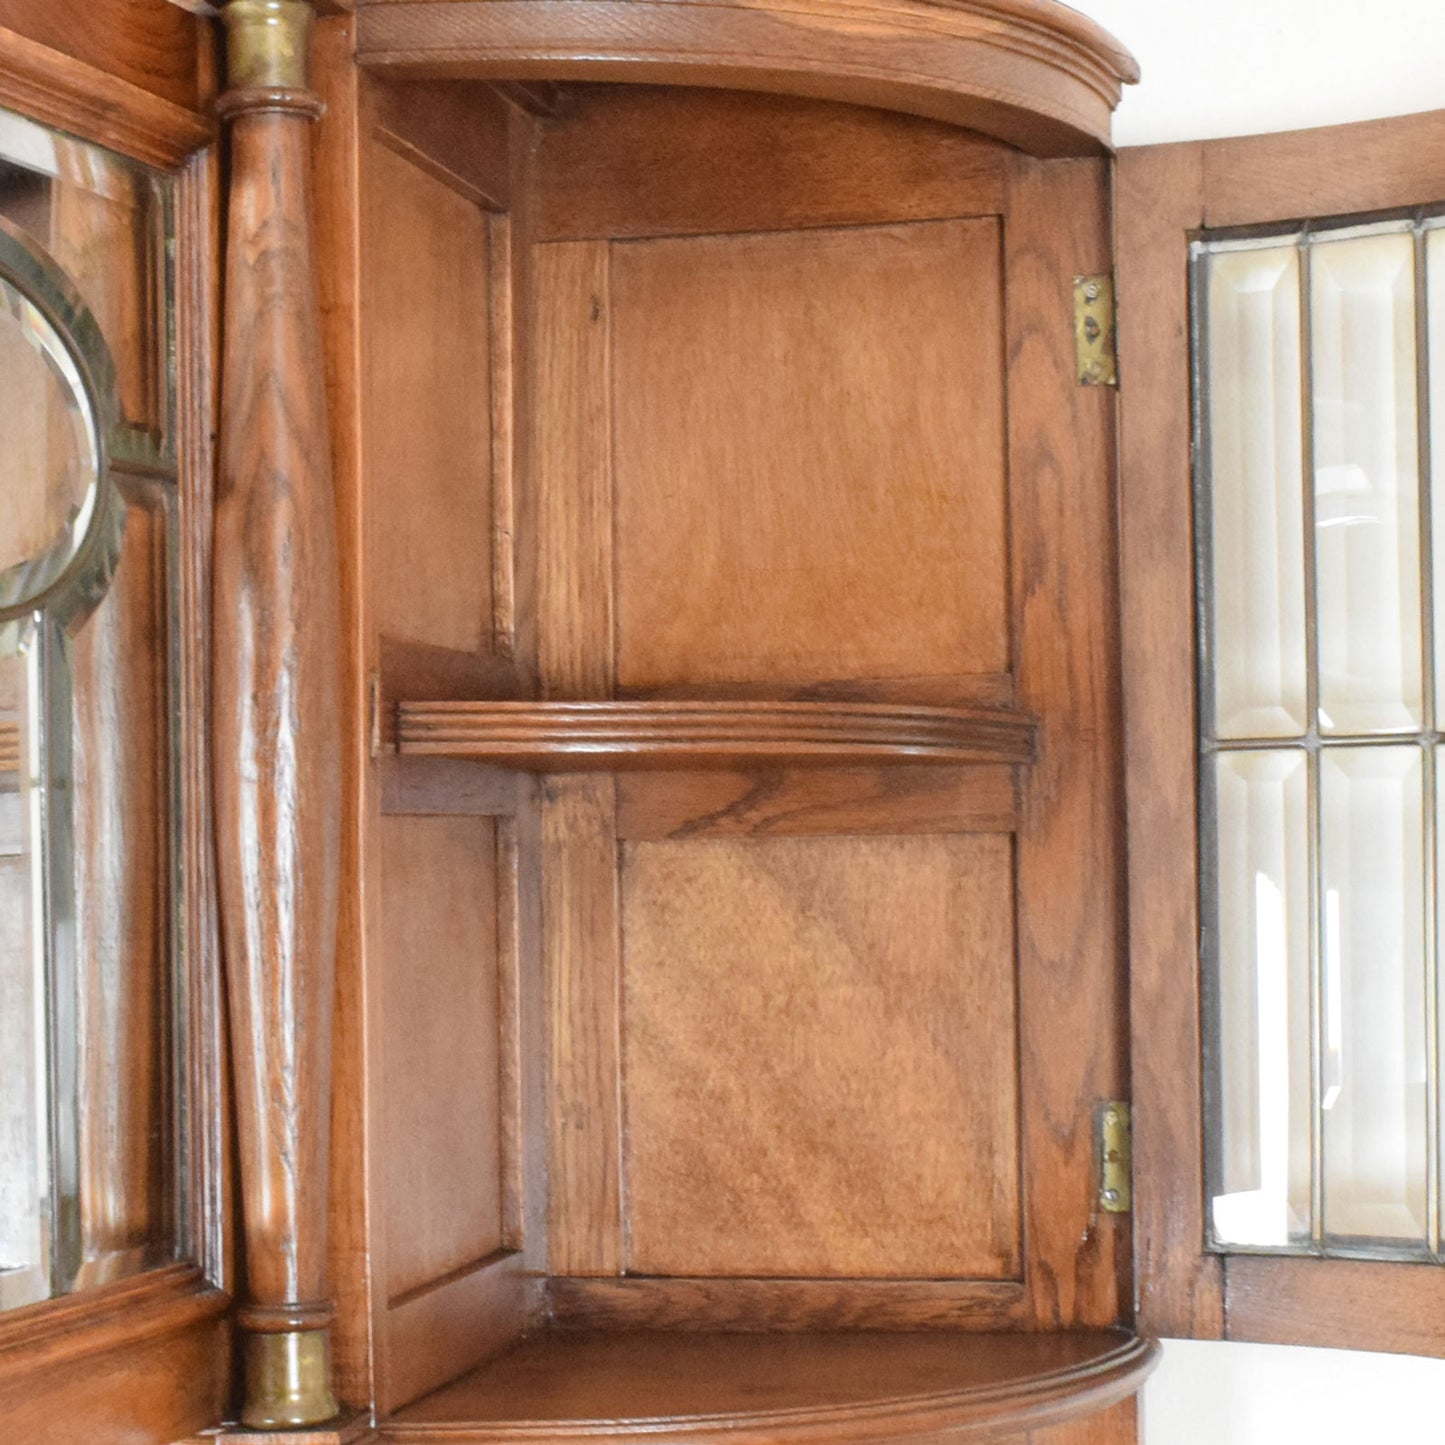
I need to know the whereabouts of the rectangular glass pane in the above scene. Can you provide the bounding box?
[1210,749,1313,1246]
[0,630,50,1310]
[0,108,173,455]
[1204,245,1308,738]
[1320,746,1428,1244]
[1428,226,1445,725]
[1312,232,1422,734]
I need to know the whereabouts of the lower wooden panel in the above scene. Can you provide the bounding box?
[376,1329,1155,1444]
[378,814,506,1302]
[620,834,1020,1280]
[1029,1398,1136,1445]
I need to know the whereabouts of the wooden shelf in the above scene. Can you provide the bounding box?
[395,699,1037,771]
[379,1329,1157,1443]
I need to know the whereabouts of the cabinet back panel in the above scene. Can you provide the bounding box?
[365,140,496,659]
[620,834,1021,1278]
[610,218,1008,691]
[378,814,505,1300]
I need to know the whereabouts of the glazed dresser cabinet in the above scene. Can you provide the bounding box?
[2,2,1444,1442]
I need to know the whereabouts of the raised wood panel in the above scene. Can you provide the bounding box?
[532,86,1009,242]
[620,835,1020,1279]
[611,218,1008,693]
[616,765,1018,840]
[365,137,497,660]
[378,815,505,1301]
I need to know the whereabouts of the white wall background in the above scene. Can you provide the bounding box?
[1058,2,1445,1440]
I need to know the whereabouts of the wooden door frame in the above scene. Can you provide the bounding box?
[1118,106,1445,1357]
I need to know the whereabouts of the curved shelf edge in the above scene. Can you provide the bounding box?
[395,699,1038,770]
[355,0,1139,158]
[378,1330,1160,1443]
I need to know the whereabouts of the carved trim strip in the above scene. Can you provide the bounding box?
[398,699,1038,769]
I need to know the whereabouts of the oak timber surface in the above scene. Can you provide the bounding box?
[397,700,1036,768]
[621,834,1020,1278]
[380,1330,1156,1441]
[354,0,1138,157]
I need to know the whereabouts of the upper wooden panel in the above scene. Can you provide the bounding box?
[354,0,1137,157]
[611,218,1008,693]
[364,138,497,659]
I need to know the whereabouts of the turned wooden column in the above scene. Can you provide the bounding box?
[214,0,341,1427]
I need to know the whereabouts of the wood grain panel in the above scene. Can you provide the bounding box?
[1004,156,1128,1329]
[1223,1255,1445,1359]
[365,138,496,659]
[532,85,1008,242]
[378,815,504,1300]
[1029,1399,1136,1445]
[616,765,1017,840]
[612,218,1008,693]
[1202,108,1445,229]
[383,1255,542,1414]
[542,774,623,1275]
[533,238,613,699]
[1113,141,1223,1342]
[621,835,1019,1279]
[353,0,1138,158]
[0,0,205,112]
[547,1276,1026,1332]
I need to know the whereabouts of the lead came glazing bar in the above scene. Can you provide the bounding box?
[1311,232,1423,736]
[1319,745,1429,1246]
[1205,245,1309,740]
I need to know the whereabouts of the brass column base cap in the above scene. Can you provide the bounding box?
[241,1327,340,1429]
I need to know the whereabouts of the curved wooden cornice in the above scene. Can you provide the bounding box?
[355,0,1137,156]
[396,699,1038,769]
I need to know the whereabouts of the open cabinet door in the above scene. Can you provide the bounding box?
[1120,107,1445,1356]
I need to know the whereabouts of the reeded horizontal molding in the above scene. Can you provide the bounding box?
[378,1329,1158,1443]
[396,699,1037,769]
[355,0,1138,157]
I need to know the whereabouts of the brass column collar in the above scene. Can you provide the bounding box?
[241,1327,339,1429]
[222,0,315,92]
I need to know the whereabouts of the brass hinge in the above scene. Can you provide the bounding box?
[1096,1100,1131,1213]
[1074,273,1118,387]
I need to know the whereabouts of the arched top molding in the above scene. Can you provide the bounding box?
[354,0,1139,156]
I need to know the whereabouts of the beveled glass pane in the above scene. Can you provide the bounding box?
[1428,227,1445,725]
[1210,749,1312,1246]
[1312,232,1422,735]
[0,108,172,450]
[1205,246,1308,739]
[1320,746,1428,1244]
[0,631,50,1310]
[0,276,98,585]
